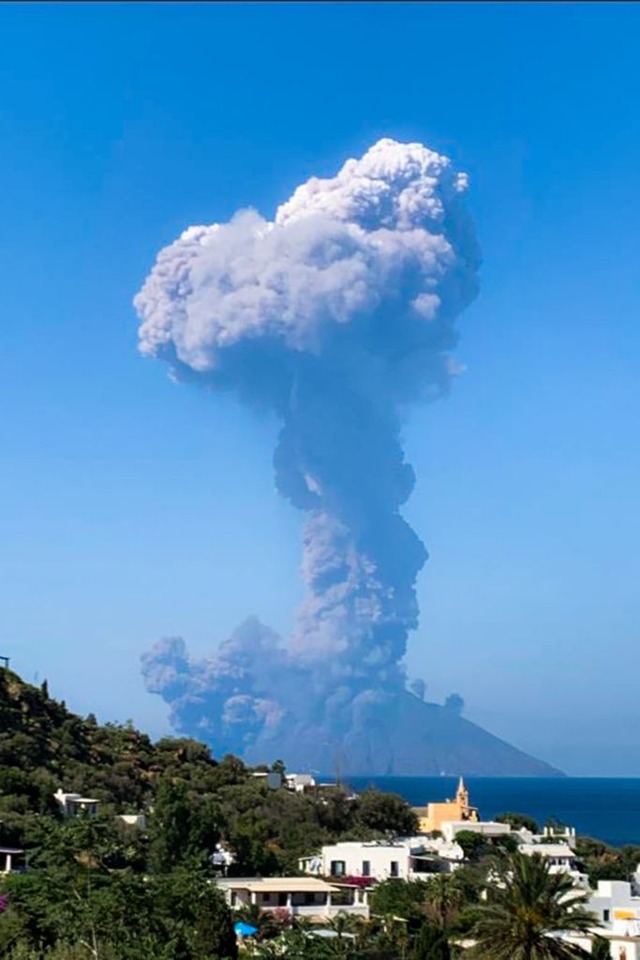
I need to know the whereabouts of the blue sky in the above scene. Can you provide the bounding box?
[2,2,639,774]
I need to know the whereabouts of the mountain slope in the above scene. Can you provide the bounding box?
[244,691,563,777]
[0,668,222,820]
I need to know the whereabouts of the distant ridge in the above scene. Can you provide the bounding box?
[244,690,564,778]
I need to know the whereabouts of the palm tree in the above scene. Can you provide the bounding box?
[424,874,466,930]
[469,852,598,959]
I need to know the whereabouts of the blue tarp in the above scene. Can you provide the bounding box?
[234,922,258,938]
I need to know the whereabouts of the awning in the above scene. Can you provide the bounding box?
[234,922,258,938]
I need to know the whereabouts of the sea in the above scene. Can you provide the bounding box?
[339,777,640,848]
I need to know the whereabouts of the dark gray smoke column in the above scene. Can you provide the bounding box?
[134,139,481,760]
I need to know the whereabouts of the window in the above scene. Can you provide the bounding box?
[603,910,610,922]
[390,861,399,878]
[330,860,346,876]
[362,860,371,877]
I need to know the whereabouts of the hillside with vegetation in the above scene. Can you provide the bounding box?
[0,668,419,860]
[0,668,417,959]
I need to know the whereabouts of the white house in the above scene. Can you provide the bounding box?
[559,929,640,960]
[559,878,640,960]
[518,841,588,885]
[586,879,640,931]
[54,789,100,817]
[300,837,464,882]
[537,825,578,848]
[440,820,514,843]
[285,773,316,794]
[214,876,369,920]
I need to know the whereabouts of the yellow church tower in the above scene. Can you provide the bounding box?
[455,776,470,813]
[413,776,479,834]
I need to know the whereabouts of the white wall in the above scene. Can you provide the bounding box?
[319,842,411,881]
[587,881,640,929]
[307,839,462,882]
[440,821,512,842]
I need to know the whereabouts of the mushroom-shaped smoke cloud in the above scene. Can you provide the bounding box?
[135,138,480,760]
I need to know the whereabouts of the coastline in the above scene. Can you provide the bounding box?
[320,775,640,847]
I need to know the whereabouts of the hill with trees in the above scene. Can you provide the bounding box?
[0,667,420,960]
[0,667,417,864]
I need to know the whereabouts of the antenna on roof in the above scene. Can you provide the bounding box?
[335,754,342,788]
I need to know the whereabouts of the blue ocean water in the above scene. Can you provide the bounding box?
[343,777,640,848]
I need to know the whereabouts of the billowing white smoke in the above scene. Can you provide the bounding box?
[135,139,480,757]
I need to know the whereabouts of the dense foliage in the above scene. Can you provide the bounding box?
[0,670,416,864]
[574,835,640,886]
[2,866,237,960]
[494,812,539,834]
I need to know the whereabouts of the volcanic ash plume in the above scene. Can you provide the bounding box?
[135,138,481,759]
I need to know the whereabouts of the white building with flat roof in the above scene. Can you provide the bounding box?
[285,773,316,793]
[518,841,589,887]
[54,790,100,817]
[214,876,369,920]
[586,879,640,930]
[440,820,513,842]
[300,837,464,882]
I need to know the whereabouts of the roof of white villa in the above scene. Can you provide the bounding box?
[55,792,100,804]
[216,877,339,893]
[519,843,575,857]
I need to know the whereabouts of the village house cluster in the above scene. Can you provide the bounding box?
[216,777,640,958]
[5,775,640,958]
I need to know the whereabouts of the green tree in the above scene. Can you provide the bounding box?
[225,811,280,875]
[369,879,429,920]
[3,859,238,960]
[410,922,451,960]
[469,852,598,959]
[355,790,418,836]
[191,884,237,960]
[574,836,630,886]
[423,875,465,931]
[315,789,354,834]
[494,833,519,856]
[148,780,221,872]
[495,812,539,834]
[454,830,486,863]
[271,759,286,778]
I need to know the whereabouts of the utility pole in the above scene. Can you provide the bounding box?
[0,656,9,670]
